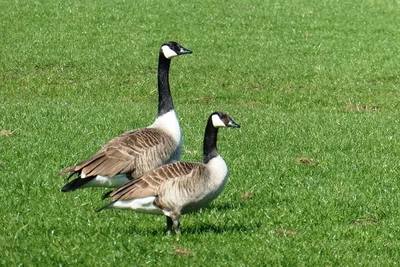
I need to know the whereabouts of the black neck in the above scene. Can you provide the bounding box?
[203,117,219,163]
[157,52,174,116]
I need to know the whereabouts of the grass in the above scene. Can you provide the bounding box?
[1,0,400,265]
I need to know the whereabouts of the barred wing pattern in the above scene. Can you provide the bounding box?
[59,128,177,179]
[108,162,206,201]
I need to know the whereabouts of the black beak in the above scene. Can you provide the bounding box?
[228,118,240,128]
[178,46,192,55]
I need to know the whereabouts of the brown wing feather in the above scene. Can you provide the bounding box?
[108,162,203,201]
[58,128,177,179]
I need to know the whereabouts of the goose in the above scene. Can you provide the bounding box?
[97,111,240,234]
[59,41,192,192]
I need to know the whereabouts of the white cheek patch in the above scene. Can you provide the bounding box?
[161,45,178,59]
[211,114,226,128]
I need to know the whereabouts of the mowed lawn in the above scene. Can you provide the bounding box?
[1,0,400,265]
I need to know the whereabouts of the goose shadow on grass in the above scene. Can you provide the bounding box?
[113,221,260,236]
[182,222,260,235]
[109,203,259,236]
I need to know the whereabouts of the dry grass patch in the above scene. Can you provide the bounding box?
[348,217,379,226]
[296,157,318,166]
[1,130,14,136]
[346,105,382,112]
[240,191,253,201]
[175,247,192,257]
[246,85,263,91]
[276,227,296,238]
[242,100,263,109]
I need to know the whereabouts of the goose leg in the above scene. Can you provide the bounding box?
[170,213,181,235]
[166,216,173,235]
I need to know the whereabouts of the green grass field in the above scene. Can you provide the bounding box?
[2,0,400,265]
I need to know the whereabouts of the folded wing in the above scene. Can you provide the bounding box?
[59,128,177,179]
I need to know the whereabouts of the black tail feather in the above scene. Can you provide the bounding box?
[65,172,76,182]
[96,192,115,212]
[95,201,115,212]
[60,176,95,192]
[102,190,113,200]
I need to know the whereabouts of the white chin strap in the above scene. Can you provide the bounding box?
[211,114,226,128]
[161,45,178,59]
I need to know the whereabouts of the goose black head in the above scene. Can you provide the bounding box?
[161,41,192,59]
[211,111,241,129]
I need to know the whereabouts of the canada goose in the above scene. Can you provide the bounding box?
[97,111,240,234]
[59,41,192,192]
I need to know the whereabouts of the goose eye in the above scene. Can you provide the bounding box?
[222,114,229,125]
[170,43,178,52]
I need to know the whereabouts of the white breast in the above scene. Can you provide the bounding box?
[180,155,229,214]
[149,110,182,147]
[207,155,229,188]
